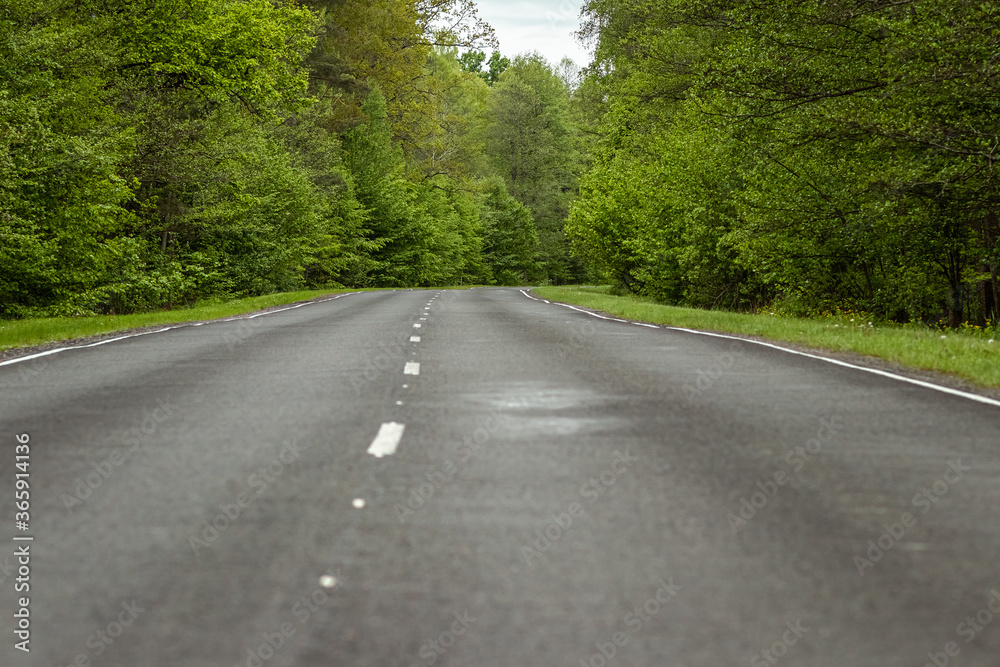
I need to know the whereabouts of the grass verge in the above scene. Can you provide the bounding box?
[534,286,1000,390]
[0,288,357,353]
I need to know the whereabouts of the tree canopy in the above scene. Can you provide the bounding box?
[11,0,987,327]
[568,0,1000,326]
[1,0,592,317]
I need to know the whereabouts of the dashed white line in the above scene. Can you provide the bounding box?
[367,422,405,458]
[410,336,421,342]
[404,362,421,375]
[413,323,422,328]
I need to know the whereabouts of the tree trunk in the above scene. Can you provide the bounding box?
[980,273,996,326]
[946,249,963,328]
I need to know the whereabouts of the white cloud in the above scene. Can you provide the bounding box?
[473,0,592,66]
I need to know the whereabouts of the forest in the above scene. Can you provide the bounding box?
[0,0,589,317]
[569,0,1000,327]
[3,0,999,329]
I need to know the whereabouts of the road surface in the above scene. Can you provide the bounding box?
[2,287,999,666]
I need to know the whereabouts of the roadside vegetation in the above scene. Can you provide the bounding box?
[0,289,353,352]
[535,287,1000,390]
[5,0,999,379]
[1,0,591,321]
[568,1,1000,330]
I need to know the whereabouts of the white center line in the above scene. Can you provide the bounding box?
[410,336,421,342]
[404,362,421,375]
[367,422,405,458]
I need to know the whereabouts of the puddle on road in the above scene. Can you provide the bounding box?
[463,382,629,438]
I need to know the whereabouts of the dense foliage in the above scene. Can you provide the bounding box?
[569,0,1000,326]
[0,0,591,317]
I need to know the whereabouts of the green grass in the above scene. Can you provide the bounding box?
[0,288,359,353]
[534,286,1000,389]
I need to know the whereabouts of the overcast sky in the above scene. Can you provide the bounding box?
[473,0,592,67]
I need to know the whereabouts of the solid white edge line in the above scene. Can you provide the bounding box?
[519,289,1000,409]
[0,347,65,367]
[367,422,406,457]
[0,292,360,368]
[665,326,1000,409]
[555,301,628,323]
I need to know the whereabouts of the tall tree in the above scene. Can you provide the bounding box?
[480,178,539,284]
[571,0,1000,324]
[485,54,586,284]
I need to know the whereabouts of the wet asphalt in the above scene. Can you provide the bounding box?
[1,287,999,667]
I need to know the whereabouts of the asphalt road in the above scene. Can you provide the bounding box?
[2,287,1000,667]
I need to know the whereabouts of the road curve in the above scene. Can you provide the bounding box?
[2,287,999,667]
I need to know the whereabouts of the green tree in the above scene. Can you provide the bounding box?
[572,0,1000,324]
[459,50,487,75]
[343,89,438,286]
[480,179,539,284]
[485,53,511,86]
[485,54,586,284]
[0,1,136,316]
